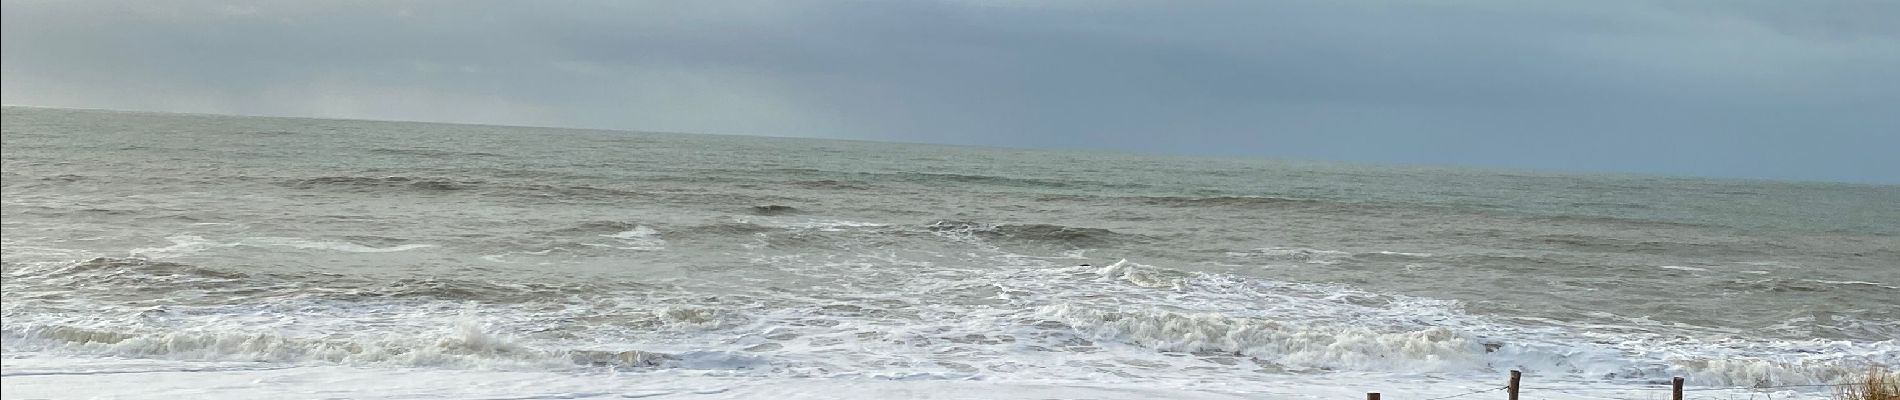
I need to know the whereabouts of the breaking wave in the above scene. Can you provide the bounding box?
[1717,277,1900,293]
[924,220,1150,249]
[5,256,1892,387]
[1038,303,1493,372]
[6,257,656,304]
[0,321,731,371]
[1042,260,1895,386]
[1136,195,1323,208]
[367,148,504,159]
[276,175,658,204]
[749,205,799,216]
[282,176,482,192]
[668,221,780,238]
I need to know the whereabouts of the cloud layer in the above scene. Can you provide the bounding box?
[5,0,1897,182]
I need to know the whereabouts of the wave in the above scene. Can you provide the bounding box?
[1045,260,1893,386]
[518,183,650,200]
[1038,303,1494,373]
[8,255,1893,387]
[538,220,646,236]
[506,220,885,254]
[0,321,744,371]
[125,235,436,259]
[488,221,676,254]
[669,222,781,238]
[245,237,436,253]
[889,172,1085,189]
[750,205,799,216]
[1222,247,1434,265]
[348,278,636,303]
[282,176,482,192]
[277,176,653,203]
[40,174,87,182]
[790,180,870,190]
[1224,247,1356,264]
[230,129,301,136]
[871,171,1149,191]
[367,148,504,158]
[1717,278,1900,293]
[7,257,657,305]
[924,220,1150,249]
[1528,215,1714,230]
[1136,195,1323,208]
[1524,234,1763,257]
[21,257,251,287]
[1566,201,1657,210]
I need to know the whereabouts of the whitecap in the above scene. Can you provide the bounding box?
[243,237,437,253]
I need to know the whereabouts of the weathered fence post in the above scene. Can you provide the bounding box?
[1671,377,1684,400]
[1508,370,1521,400]
[1365,393,1379,400]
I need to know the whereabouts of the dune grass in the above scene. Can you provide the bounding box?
[1837,367,1899,400]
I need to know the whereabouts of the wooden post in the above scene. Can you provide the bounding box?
[1672,377,1684,400]
[1508,370,1521,400]
[1365,393,1379,400]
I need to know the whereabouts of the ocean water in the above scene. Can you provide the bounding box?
[2,106,1896,399]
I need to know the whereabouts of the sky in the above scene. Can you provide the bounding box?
[3,1,1897,183]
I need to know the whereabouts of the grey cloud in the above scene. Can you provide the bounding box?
[4,0,1896,182]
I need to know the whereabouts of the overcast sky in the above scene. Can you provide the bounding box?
[4,1,1897,183]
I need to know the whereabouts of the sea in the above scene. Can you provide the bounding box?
[3,106,1895,399]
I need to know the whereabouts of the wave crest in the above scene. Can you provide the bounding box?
[925,220,1147,248]
[1037,303,1489,372]
[1137,195,1321,208]
[0,321,693,370]
[283,176,481,192]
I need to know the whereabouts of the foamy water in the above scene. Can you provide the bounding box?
[4,107,1896,399]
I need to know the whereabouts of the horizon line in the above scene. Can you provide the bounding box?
[5,103,1893,187]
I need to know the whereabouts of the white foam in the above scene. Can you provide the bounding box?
[1093,258,1184,289]
[751,218,888,231]
[245,237,438,253]
[1803,279,1897,289]
[1658,265,1709,272]
[1,319,579,370]
[127,235,436,258]
[11,233,1893,398]
[0,355,1845,400]
[604,225,661,240]
[1049,260,1893,387]
[128,235,231,258]
[600,225,666,250]
[0,243,97,260]
[1037,302,1492,373]
[1225,247,1354,264]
